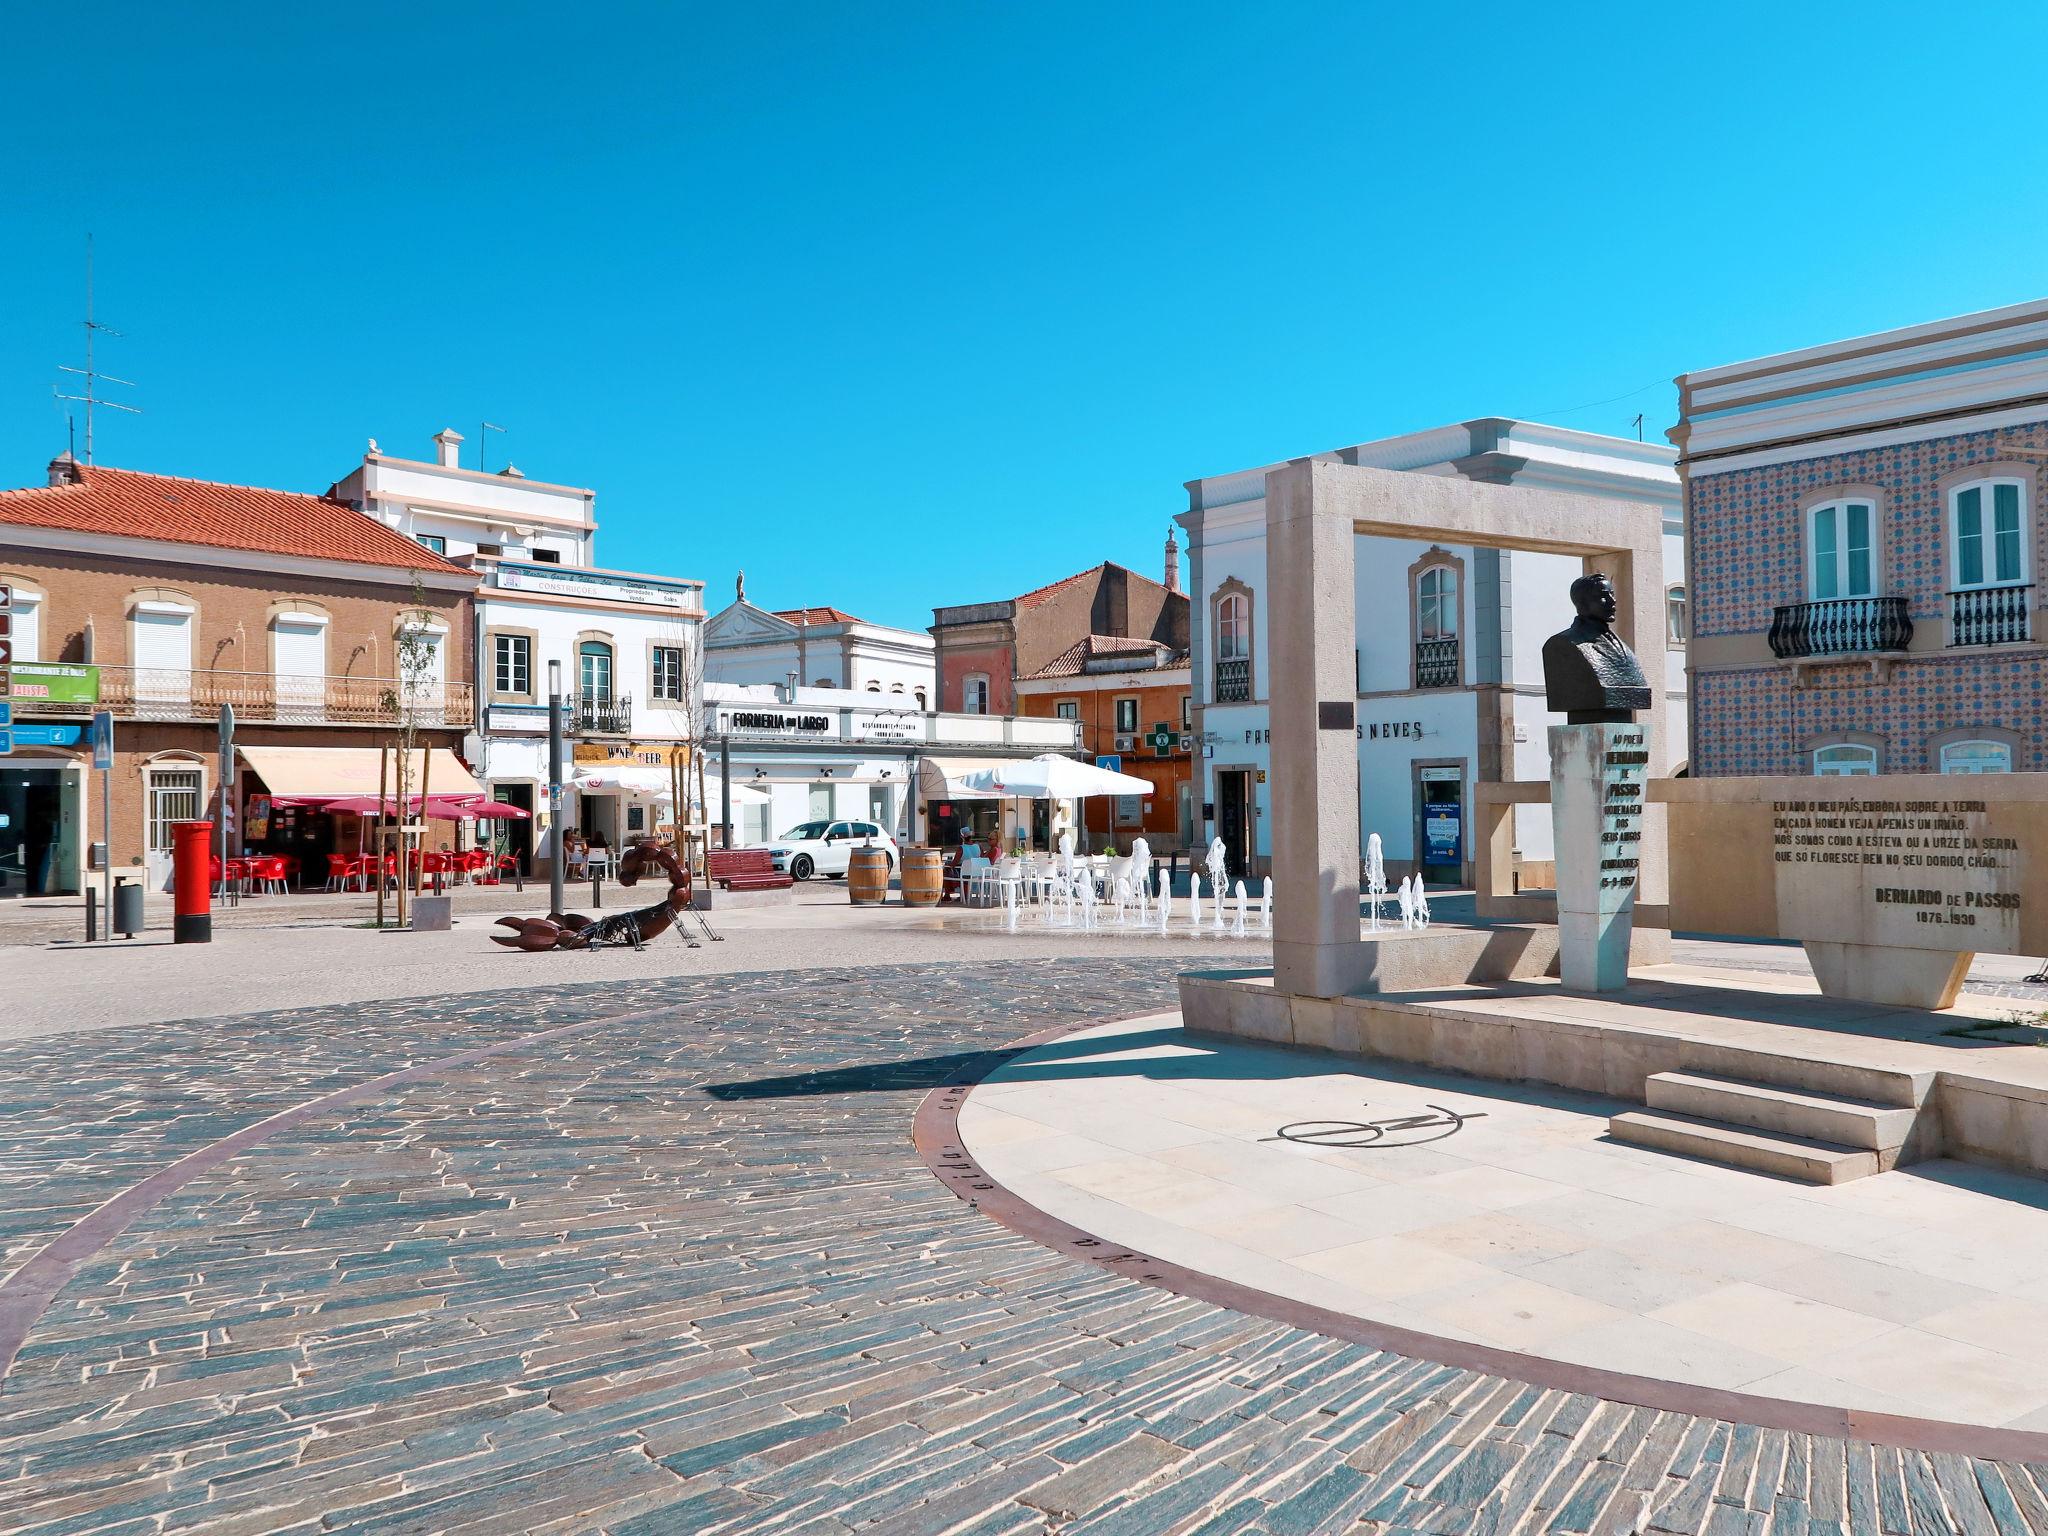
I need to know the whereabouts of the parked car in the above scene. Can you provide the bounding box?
[764,820,898,881]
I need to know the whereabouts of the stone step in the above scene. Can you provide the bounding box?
[1645,1070,1917,1152]
[1608,1108,1880,1185]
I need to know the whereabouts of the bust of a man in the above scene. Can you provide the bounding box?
[1542,573,1651,723]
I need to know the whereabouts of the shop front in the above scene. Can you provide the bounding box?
[0,750,84,896]
[233,744,487,886]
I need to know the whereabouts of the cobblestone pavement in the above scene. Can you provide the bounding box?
[2,959,2043,1534]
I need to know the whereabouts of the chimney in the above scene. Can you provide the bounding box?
[47,452,81,487]
[433,428,464,469]
[1165,526,1181,595]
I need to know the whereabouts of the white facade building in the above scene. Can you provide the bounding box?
[702,584,936,701]
[332,430,706,861]
[702,681,1079,849]
[1181,418,1686,888]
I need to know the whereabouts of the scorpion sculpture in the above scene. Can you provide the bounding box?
[492,837,721,951]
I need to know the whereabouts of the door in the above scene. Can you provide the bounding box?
[133,609,193,712]
[146,767,204,891]
[1418,769,1464,886]
[0,766,73,895]
[823,820,855,872]
[273,619,326,719]
[1216,771,1253,883]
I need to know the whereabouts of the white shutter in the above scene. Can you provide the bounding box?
[273,619,326,717]
[132,610,193,709]
[11,599,39,663]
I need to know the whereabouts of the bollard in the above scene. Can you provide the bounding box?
[85,896,97,943]
[592,869,602,910]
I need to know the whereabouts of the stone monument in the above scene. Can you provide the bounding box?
[1543,573,1651,991]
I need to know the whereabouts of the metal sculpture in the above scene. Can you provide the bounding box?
[1541,572,1650,722]
[492,838,720,951]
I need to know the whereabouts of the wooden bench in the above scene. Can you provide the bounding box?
[706,848,793,891]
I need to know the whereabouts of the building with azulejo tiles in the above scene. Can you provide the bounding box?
[1672,299,2048,778]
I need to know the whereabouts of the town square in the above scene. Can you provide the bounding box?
[9,4,2048,1532]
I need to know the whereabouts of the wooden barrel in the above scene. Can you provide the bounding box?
[899,847,943,908]
[847,845,891,906]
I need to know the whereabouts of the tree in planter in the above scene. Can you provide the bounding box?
[376,574,443,923]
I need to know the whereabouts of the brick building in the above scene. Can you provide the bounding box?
[0,457,477,896]
[1673,299,2048,778]
[929,555,1189,717]
[1012,635,1191,851]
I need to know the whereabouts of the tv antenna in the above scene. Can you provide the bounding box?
[54,235,140,464]
[1631,413,1644,442]
[480,420,506,472]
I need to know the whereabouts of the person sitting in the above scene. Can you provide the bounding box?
[564,830,589,877]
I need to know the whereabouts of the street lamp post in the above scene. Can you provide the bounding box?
[548,660,565,918]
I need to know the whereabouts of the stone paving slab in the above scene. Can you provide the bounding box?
[0,958,2039,1532]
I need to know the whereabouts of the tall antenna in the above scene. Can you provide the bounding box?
[480,420,506,472]
[54,235,140,465]
[1631,413,1644,443]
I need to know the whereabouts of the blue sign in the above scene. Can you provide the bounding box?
[0,700,9,728]
[1095,754,1122,773]
[90,711,113,770]
[7,724,81,747]
[0,729,9,755]
[1423,803,1463,865]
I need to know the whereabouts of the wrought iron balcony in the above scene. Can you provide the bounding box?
[1766,596,1914,659]
[1213,658,1251,703]
[1950,585,2033,647]
[1415,636,1460,688]
[8,665,473,727]
[574,692,634,735]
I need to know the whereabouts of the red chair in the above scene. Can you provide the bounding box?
[251,856,290,896]
[493,853,518,886]
[325,854,362,892]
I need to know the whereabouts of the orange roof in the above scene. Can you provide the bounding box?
[0,462,469,574]
[772,606,863,625]
[1028,634,1178,678]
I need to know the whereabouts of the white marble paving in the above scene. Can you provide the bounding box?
[960,1013,2048,1429]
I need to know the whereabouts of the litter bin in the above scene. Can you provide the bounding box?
[112,878,144,938]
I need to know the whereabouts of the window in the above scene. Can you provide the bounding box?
[651,645,684,701]
[963,674,990,714]
[495,634,532,696]
[1814,744,1878,776]
[1055,700,1079,721]
[1217,593,1249,660]
[1416,567,1458,639]
[1940,739,2013,774]
[1950,479,2027,589]
[477,543,502,557]
[147,768,203,855]
[272,612,327,715]
[1667,585,1688,644]
[914,688,928,710]
[6,590,40,661]
[579,640,614,702]
[531,548,561,564]
[1180,694,1191,730]
[414,533,446,555]
[1114,698,1139,733]
[1807,500,1876,599]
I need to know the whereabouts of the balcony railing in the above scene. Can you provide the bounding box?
[1213,657,1251,703]
[1767,596,1914,659]
[1950,585,2033,647]
[11,666,473,727]
[1415,636,1460,688]
[574,693,634,735]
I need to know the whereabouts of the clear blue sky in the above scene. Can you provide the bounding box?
[6,2,2046,628]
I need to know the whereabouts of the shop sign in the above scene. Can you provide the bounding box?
[720,708,838,739]
[1365,719,1425,742]
[494,565,695,609]
[9,662,100,706]
[573,740,683,766]
[1425,805,1463,864]
[851,710,926,743]
[1145,723,1176,756]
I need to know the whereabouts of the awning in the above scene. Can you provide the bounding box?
[238,745,486,806]
[916,756,1008,800]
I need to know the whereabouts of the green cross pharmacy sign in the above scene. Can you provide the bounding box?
[1145,722,1176,756]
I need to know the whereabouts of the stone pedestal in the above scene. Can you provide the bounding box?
[1803,942,1972,1010]
[1549,722,1648,992]
[410,894,454,932]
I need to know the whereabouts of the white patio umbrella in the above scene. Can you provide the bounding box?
[957,753,1155,800]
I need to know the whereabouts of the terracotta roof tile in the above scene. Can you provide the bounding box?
[1026,633,1175,678]
[0,463,469,574]
[772,606,863,625]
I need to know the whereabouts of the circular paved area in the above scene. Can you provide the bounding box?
[1,958,2043,1534]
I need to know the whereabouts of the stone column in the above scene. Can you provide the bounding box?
[1266,460,1366,997]
[1549,721,1649,990]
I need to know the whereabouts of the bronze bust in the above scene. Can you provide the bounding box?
[1542,573,1651,723]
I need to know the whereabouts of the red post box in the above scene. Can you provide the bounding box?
[171,819,214,944]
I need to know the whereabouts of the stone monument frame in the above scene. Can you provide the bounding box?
[1265,458,1668,998]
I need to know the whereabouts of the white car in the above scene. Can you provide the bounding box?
[765,820,898,881]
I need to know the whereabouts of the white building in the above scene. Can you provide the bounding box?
[1180,418,1686,888]
[702,582,936,702]
[702,681,1080,849]
[332,430,706,862]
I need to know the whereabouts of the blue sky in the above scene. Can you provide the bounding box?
[5,2,2046,628]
